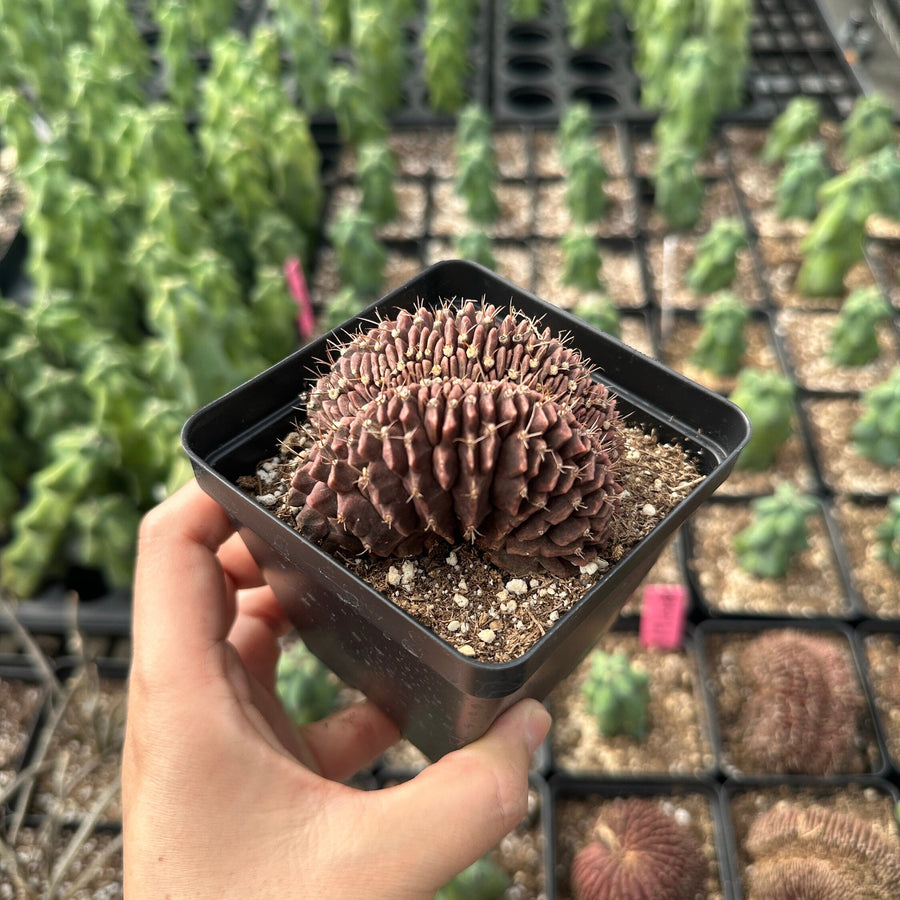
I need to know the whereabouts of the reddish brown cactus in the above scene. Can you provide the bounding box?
[731,630,865,775]
[570,798,708,900]
[745,801,900,899]
[288,299,624,574]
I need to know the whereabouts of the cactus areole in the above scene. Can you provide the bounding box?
[287,299,625,577]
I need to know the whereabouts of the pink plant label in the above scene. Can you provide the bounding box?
[639,584,688,650]
[284,256,316,341]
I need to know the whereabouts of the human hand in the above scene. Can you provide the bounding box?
[122,480,551,899]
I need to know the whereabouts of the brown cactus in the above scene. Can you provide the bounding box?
[287,299,624,574]
[570,797,708,900]
[730,630,866,775]
[745,801,900,899]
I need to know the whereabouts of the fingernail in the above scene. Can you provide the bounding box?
[522,701,552,755]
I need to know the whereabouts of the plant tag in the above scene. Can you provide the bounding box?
[284,256,316,341]
[639,584,688,650]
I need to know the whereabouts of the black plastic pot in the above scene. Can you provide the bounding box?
[183,259,750,760]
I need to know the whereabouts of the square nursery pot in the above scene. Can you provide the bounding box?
[182,259,750,760]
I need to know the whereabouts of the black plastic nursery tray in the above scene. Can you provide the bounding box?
[183,260,750,759]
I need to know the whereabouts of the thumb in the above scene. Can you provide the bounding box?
[378,699,551,892]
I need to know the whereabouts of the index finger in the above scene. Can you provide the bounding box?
[132,480,238,688]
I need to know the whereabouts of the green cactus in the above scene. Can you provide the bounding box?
[357,139,398,225]
[842,93,895,162]
[561,228,603,291]
[566,141,609,224]
[796,161,879,297]
[653,144,705,231]
[761,96,821,163]
[434,855,510,900]
[454,231,497,270]
[557,102,594,167]
[875,495,900,574]
[326,64,388,146]
[454,104,500,225]
[276,640,341,726]
[828,286,892,367]
[509,0,543,19]
[733,484,818,579]
[328,208,386,296]
[581,650,650,739]
[690,291,750,376]
[852,367,900,467]
[776,142,832,222]
[729,369,795,471]
[421,0,477,112]
[686,218,747,294]
[565,0,616,48]
[572,294,621,338]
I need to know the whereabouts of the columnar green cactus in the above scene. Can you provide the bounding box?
[328,208,386,296]
[357,139,398,225]
[653,144,705,231]
[842,92,895,162]
[561,228,603,291]
[775,142,832,222]
[558,102,594,166]
[729,369,795,471]
[435,856,510,900]
[276,640,341,726]
[690,291,749,376]
[326,64,388,146]
[796,161,879,297]
[573,294,621,339]
[761,96,821,163]
[828,286,892,367]
[565,0,616,48]
[581,650,650,739]
[421,0,477,112]
[454,231,497,270]
[686,218,747,294]
[876,496,900,574]
[454,104,500,225]
[566,142,609,224]
[509,0,543,20]
[733,484,818,579]
[852,367,900,467]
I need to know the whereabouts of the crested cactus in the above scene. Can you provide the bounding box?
[775,141,832,221]
[690,291,750,376]
[356,139,398,225]
[828,286,892,367]
[581,650,650,739]
[732,629,865,774]
[733,484,818,580]
[745,801,900,899]
[571,798,708,900]
[434,855,510,900]
[729,369,795,471]
[572,294,621,339]
[842,92,895,162]
[287,299,625,576]
[761,96,821,163]
[276,639,341,725]
[852,367,900,467]
[686,218,747,294]
[876,495,900,574]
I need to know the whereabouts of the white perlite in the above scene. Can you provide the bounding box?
[506,578,528,595]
